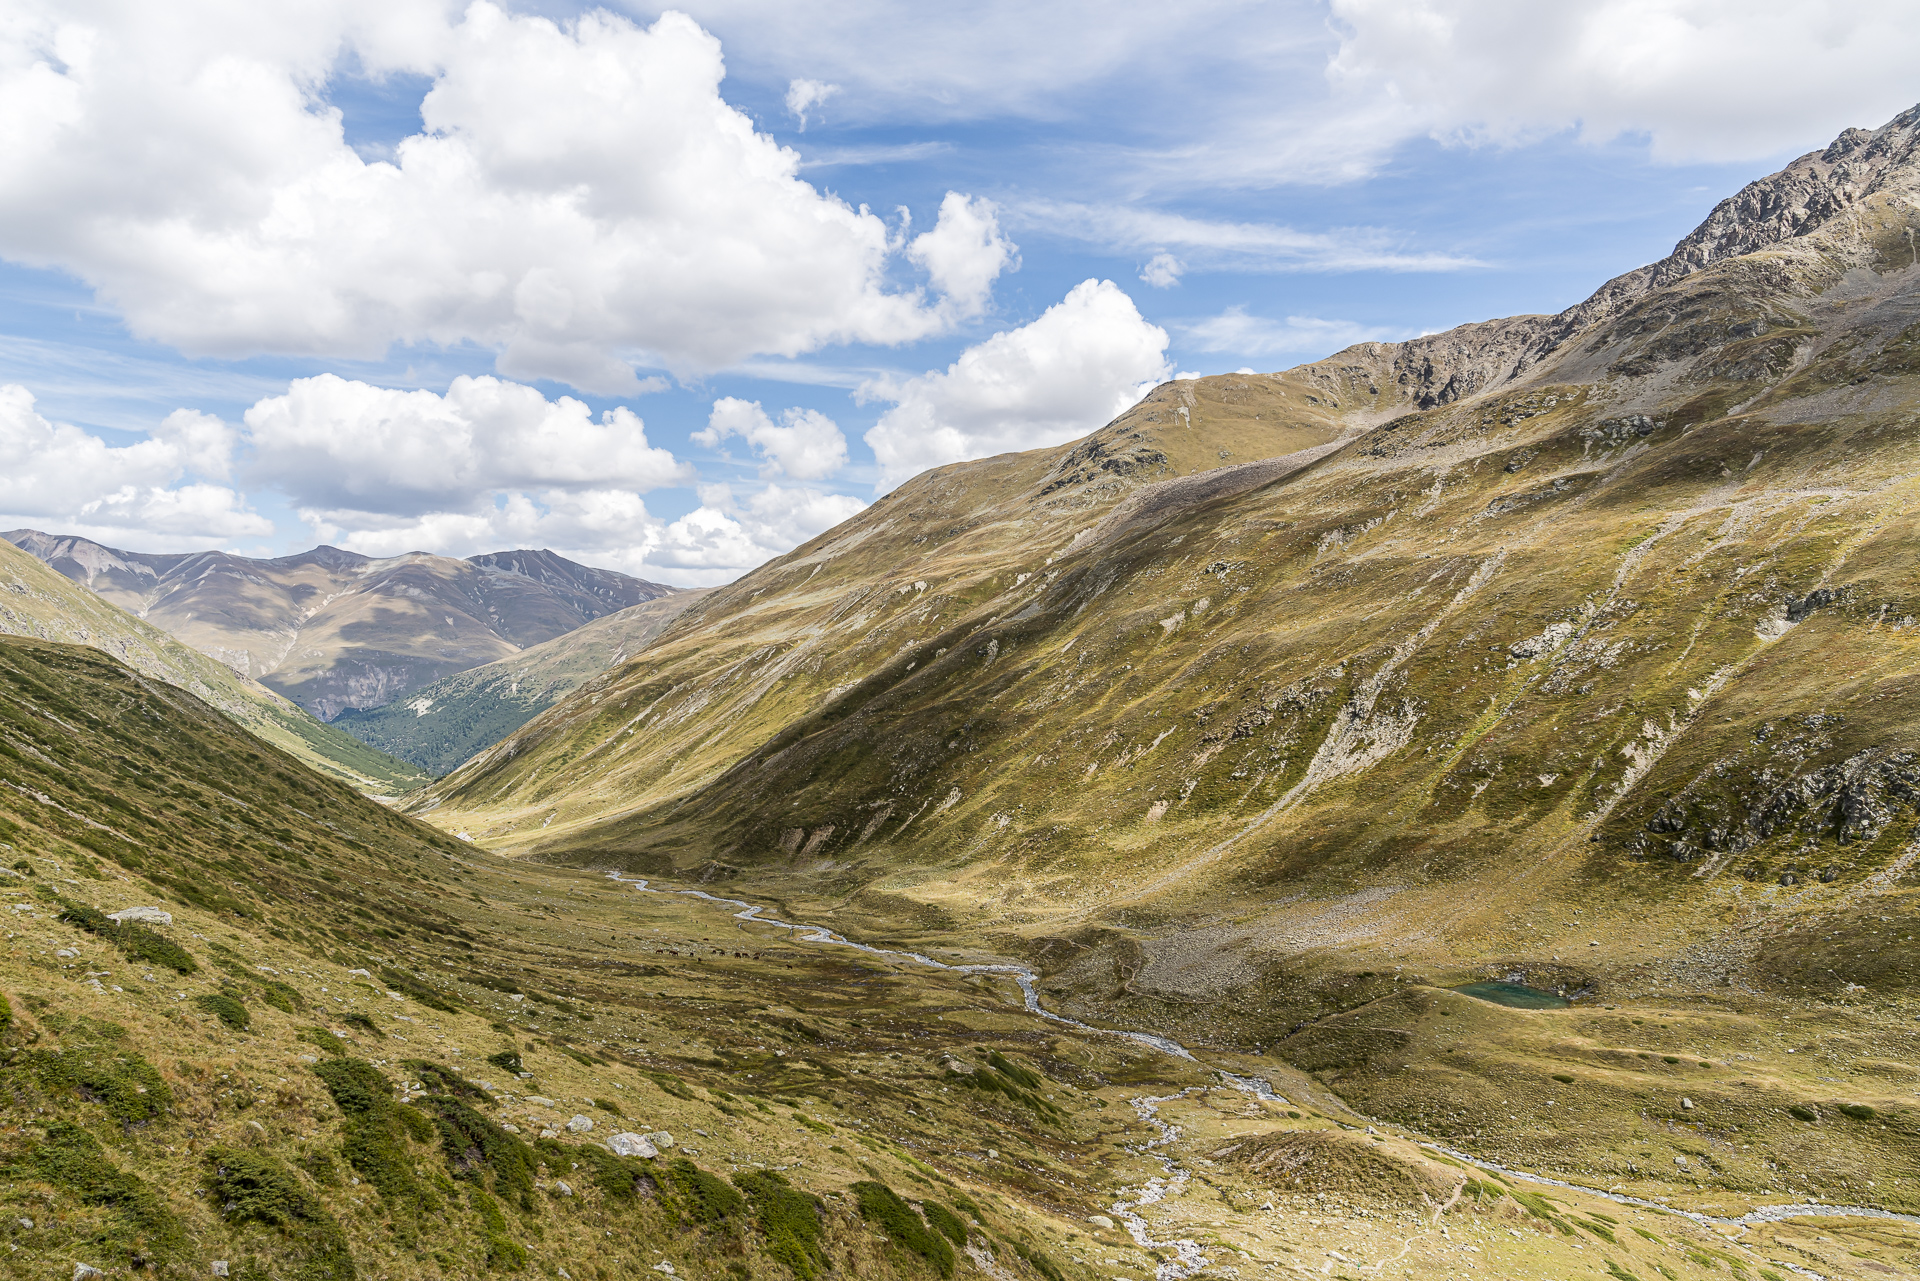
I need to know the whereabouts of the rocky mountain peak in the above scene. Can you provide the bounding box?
[1649,101,1920,289]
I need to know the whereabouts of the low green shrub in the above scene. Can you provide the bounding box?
[852,1180,953,1278]
[485,1049,525,1074]
[195,992,250,1030]
[380,967,463,1013]
[668,1156,745,1225]
[736,1170,828,1281]
[921,1200,968,1246]
[205,1145,354,1281]
[312,1057,427,1206]
[419,1092,537,1209]
[19,1121,185,1257]
[1012,1241,1064,1281]
[26,1045,172,1125]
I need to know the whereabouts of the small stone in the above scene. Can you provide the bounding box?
[212,1264,230,1278]
[645,1130,674,1149]
[1681,1098,1694,1110]
[55,948,75,959]
[1675,1156,1689,1167]
[566,1114,594,1133]
[524,1095,558,1107]
[652,1264,676,1277]
[1088,1214,1115,1229]
[74,1266,106,1281]
[106,906,171,925]
[609,1133,660,1158]
[553,1180,574,1196]
[540,1128,560,1140]
[16,1218,31,1230]
[499,1122,520,1134]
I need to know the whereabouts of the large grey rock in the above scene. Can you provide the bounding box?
[107,906,171,925]
[607,1132,659,1158]
[565,1114,593,1133]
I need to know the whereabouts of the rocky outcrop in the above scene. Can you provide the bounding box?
[1299,104,1920,414]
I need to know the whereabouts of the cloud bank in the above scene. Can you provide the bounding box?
[0,2,1012,391]
[862,279,1170,487]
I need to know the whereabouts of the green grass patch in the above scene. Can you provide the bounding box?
[24,1044,172,1125]
[15,1120,186,1259]
[206,1145,355,1281]
[853,1179,954,1278]
[486,1049,525,1075]
[380,966,463,1013]
[1012,1240,1065,1281]
[736,1169,829,1281]
[921,1199,968,1246]
[667,1156,746,1225]
[311,1057,430,1207]
[194,992,250,1030]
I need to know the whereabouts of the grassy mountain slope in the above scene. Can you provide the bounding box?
[398,111,1920,1191]
[333,590,711,776]
[4,532,682,720]
[0,538,427,794]
[1,633,1910,1280]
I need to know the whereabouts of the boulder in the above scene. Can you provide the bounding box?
[106,906,171,925]
[646,1130,675,1149]
[608,1132,659,1158]
[566,1114,593,1133]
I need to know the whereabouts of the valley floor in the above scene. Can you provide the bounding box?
[9,836,1916,1281]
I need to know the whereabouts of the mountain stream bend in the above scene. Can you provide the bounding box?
[609,874,1919,1281]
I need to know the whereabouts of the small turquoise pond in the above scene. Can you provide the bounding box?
[1452,980,1570,1009]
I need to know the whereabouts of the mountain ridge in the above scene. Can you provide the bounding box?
[404,105,1920,1050]
[3,530,683,720]
[0,536,429,792]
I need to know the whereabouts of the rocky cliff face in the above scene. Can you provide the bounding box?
[1294,104,1920,418]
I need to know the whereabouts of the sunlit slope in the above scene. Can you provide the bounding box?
[414,121,1920,962]
[407,373,1352,835]
[10,633,1892,1280]
[333,589,710,775]
[0,538,428,793]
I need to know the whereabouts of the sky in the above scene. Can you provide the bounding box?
[1,1,1916,587]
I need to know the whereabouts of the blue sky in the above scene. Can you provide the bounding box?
[2,0,1915,584]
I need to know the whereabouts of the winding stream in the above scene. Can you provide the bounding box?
[608,874,1920,1280]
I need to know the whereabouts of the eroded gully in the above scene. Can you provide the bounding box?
[607,875,1919,1281]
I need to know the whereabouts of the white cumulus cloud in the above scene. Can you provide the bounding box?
[695,398,848,481]
[0,385,265,545]
[906,194,1019,320]
[785,77,840,130]
[243,374,689,517]
[0,3,1013,391]
[861,279,1170,487]
[1140,253,1184,287]
[1328,0,1920,164]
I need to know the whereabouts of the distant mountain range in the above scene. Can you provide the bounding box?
[332,588,710,775]
[3,532,682,722]
[0,537,429,793]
